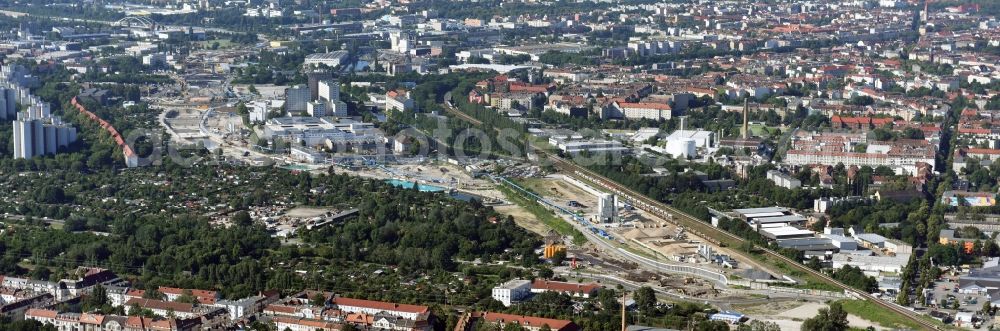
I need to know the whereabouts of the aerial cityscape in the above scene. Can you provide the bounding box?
[0,0,996,330]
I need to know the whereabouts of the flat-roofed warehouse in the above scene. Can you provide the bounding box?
[304,51,349,67]
[748,215,807,227]
[732,207,806,227]
[759,225,815,240]
[732,207,790,220]
[777,237,839,251]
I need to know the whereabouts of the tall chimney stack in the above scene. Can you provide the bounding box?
[741,98,750,140]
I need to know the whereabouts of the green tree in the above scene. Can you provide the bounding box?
[29,267,52,281]
[175,289,197,304]
[831,265,877,292]
[896,285,909,306]
[871,127,894,141]
[800,301,849,331]
[502,322,526,331]
[807,256,822,270]
[696,320,731,331]
[83,284,109,311]
[310,292,327,306]
[846,95,874,106]
[634,286,657,316]
[737,320,781,331]
[128,303,156,318]
[232,211,253,227]
[549,249,567,265]
[142,288,163,300]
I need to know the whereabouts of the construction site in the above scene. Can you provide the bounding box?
[514,170,808,298]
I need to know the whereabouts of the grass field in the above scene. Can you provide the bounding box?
[497,183,586,245]
[837,299,934,330]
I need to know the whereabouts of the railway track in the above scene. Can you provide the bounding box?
[542,145,938,331]
[442,100,484,126]
[439,97,938,330]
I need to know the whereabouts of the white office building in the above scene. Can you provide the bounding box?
[319,80,348,117]
[307,101,327,117]
[318,80,340,102]
[385,90,414,112]
[214,296,264,322]
[390,32,413,53]
[13,115,40,159]
[248,101,269,122]
[766,170,802,189]
[492,279,532,307]
[263,117,382,147]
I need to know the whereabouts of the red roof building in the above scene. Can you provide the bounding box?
[332,297,430,320]
[530,280,601,298]
[465,312,579,331]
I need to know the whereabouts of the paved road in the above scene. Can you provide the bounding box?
[0,213,66,231]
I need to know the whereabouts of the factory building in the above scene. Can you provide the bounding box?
[665,138,695,159]
[666,129,715,148]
